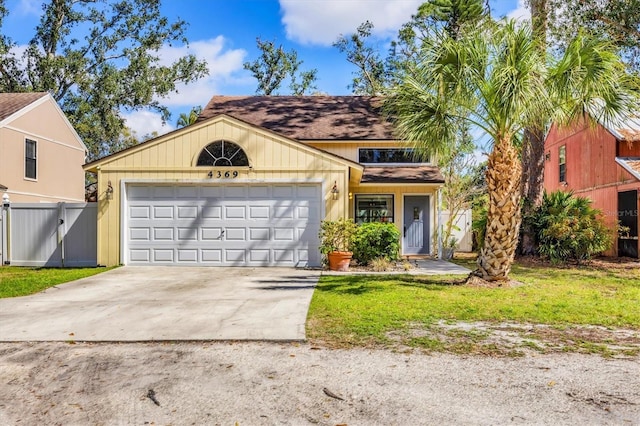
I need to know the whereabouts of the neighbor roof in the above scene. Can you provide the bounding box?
[0,92,49,121]
[361,166,444,184]
[198,96,396,140]
[616,157,640,181]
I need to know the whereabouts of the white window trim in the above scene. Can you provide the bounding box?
[24,138,38,181]
[357,147,431,166]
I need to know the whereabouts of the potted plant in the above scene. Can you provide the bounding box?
[319,218,357,271]
[442,237,457,260]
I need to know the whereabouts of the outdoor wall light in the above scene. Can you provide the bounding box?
[331,181,339,200]
[106,180,114,200]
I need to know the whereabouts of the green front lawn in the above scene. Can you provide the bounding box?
[0,267,112,298]
[307,260,640,356]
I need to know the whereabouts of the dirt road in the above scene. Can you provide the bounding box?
[0,342,638,425]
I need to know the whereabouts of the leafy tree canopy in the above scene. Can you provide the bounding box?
[0,0,208,160]
[243,37,317,96]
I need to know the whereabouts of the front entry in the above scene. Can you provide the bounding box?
[403,195,430,255]
[618,190,639,258]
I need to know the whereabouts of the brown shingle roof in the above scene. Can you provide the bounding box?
[361,166,444,184]
[0,92,48,121]
[197,96,396,140]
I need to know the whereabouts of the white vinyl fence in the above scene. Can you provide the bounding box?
[1,201,97,267]
[440,209,473,252]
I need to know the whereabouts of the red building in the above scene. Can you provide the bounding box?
[544,114,640,258]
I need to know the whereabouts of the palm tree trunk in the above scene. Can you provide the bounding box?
[477,136,522,280]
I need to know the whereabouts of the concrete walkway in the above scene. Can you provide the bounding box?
[0,267,319,342]
[322,259,472,275]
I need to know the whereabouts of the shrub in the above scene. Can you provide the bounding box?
[532,191,612,264]
[352,222,400,265]
[371,257,392,272]
[319,218,357,254]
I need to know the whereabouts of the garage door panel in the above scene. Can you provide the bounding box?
[249,206,270,219]
[153,249,174,262]
[249,228,270,240]
[202,249,222,263]
[130,228,150,241]
[130,206,151,219]
[153,206,174,219]
[177,249,198,262]
[177,206,198,219]
[154,228,174,240]
[201,227,223,240]
[126,183,321,266]
[249,186,270,197]
[225,206,246,219]
[202,206,222,219]
[225,249,246,263]
[154,186,174,198]
[225,186,247,198]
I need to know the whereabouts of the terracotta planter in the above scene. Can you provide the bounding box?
[327,251,353,271]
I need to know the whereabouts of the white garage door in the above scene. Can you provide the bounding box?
[125,183,321,267]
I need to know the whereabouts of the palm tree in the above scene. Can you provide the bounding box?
[176,106,202,128]
[388,19,638,282]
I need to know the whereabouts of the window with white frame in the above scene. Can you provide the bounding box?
[358,148,425,164]
[559,145,566,183]
[355,195,394,223]
[25,139,37,180]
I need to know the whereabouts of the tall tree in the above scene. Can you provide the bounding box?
[0,0,208,160]
[547,0,640,71]
[333,21,388,94]
[243,38,317,96]
[519,0,548,255]
[334,0,488,95]
[388,19,638,282]
[177,106,202,128]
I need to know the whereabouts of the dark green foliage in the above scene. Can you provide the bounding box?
[532,191,613,263]
[352,222,400,265]
[243,37,317,95]
[0,0,208,160]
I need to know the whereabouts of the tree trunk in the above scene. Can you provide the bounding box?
[477,136,522,281]
[519,0,548,256]
[519,126,546,255]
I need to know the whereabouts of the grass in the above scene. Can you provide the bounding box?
[306,258,640,356]
[0,266,112,298]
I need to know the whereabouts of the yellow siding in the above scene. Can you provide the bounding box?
[309,141,411,163]
[93,117,351,266]
[348,184,441,255]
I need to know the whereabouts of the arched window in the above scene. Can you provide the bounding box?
[196,140,249,167]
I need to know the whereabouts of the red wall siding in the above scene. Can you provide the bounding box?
[545,120,640,257]
[618,140,640,157]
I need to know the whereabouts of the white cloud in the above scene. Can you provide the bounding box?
[507,0,531,21]
[157,36,248,108]
[279,0,423,45]
[16,0,42,15]
[124,110,174,139]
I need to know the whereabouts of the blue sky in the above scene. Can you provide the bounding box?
[3,0,530,137]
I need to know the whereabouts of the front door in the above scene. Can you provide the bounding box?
[403,195,430,255]
[618,190,639,258]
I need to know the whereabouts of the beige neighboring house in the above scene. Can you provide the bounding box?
[0,92,87,203]
[84,96,444,267]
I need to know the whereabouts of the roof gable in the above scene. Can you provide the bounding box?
[0,92,49,123]
[84,114,363,171]
[197,96,396,140]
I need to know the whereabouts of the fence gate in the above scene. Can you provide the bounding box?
[7,202,97,267]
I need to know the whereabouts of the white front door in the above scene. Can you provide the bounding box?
[125,183,321,267]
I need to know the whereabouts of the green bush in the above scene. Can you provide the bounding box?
[352,222,400,265]
[532,191,612,264]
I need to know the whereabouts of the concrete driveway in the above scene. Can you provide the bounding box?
[0,267,320,342]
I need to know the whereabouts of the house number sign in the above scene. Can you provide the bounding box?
[214,170,239,178]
